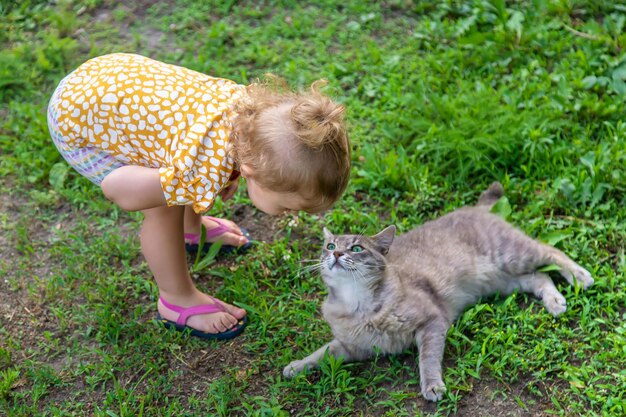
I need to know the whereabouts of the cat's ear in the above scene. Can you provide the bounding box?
[371,225,396,255]
[323,227,334,241]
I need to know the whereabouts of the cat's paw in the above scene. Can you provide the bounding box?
[421,380,446,402]
[283,360,306,379]
[573,267,594,289]
[544,292,567,316]
[562,266,594,289]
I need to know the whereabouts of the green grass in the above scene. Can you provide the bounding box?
[1,0,625,416]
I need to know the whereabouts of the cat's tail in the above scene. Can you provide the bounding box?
[476,182,504,209]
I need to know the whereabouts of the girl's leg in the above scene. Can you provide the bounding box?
[183,206,249,247]
[141,205,246,333]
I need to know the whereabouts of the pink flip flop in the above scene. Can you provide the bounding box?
[156,296,247,340]
[184,216,252,255]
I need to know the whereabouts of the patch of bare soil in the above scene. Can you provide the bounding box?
[84,0,174,54]
[0,191,71,406]
[454,378,555,417]
[0,189,58,346]
[232,203,290,244]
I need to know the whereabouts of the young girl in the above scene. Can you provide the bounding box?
[47,53,351,340]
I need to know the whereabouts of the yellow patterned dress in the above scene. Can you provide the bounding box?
[47,53,245,213]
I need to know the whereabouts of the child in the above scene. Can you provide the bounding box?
[47,53,351,340]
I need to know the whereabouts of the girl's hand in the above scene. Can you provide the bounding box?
[219,180,239,201]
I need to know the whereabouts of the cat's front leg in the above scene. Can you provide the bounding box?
[416,320,449,402]
[283,339,353,378]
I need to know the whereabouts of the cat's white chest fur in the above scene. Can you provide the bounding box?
[323,274,416,356]
[328,276,371,312]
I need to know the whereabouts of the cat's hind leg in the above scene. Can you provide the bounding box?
[516,272,567,316]
[283,339,355,378]
[493,227,593,290]
[544,246,594,289]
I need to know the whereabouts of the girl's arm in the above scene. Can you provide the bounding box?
[101,166,167,212]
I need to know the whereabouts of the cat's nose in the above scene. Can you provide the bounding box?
[333,251,343,259]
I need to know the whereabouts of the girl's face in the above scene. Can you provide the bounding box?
[245,177,305,215]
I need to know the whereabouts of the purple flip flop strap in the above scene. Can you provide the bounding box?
[159,296,226,326]
[184,216,232,244]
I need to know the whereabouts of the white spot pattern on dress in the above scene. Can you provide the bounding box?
[57,53,245,213]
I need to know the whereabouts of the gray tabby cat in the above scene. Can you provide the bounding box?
[283,183,594,402]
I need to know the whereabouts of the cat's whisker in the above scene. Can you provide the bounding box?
[355,225,368,240]
[354,268,368,282]
[299,264,321,272]
[297,266,322,274]
[296,263,323,277]
[299,260,322,268]
[299,263,322,273]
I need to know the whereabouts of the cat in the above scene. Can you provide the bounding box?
[283,182,594,402]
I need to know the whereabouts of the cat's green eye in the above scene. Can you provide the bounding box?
[351,245,364,253]
[327,243,336,250]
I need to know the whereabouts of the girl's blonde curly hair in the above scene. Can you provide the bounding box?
[229,75,351,211]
